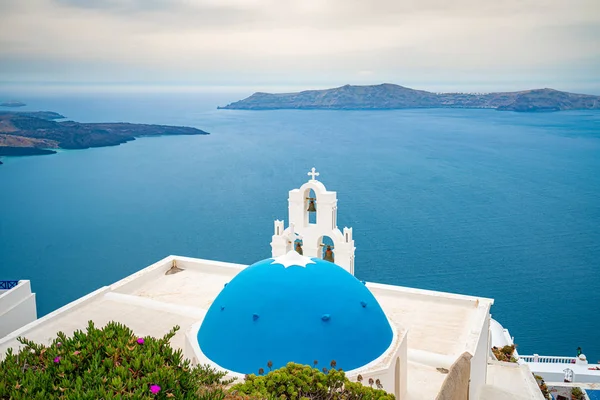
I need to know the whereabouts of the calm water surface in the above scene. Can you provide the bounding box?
[1,91,599,361]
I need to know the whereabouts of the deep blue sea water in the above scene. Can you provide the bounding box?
[1,90,599,362]
[588,390,600,400]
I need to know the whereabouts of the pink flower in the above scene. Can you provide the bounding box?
[137,338,144,345]
[73,351,81,356]
[54,356,61,363]
[57,342,62,347]
[150,384,161,394]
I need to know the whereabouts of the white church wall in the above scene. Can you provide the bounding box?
[398,334,408,399]
[469,305,492,399]
[346,323,408,400]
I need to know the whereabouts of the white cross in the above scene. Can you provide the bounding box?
[307,167,320,181]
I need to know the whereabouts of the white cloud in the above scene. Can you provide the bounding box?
[0,0,598,89]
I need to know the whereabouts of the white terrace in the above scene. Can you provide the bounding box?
[0,254,540,400]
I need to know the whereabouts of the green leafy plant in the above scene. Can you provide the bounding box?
[491,345,518,363]
[0,321,232,399]
[230,362,394,400]
[0,322,396,400]
[571,387,585,400]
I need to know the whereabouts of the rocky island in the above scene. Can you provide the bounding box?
[0,111,209,163]
[219,84,600,112]
[0,100,26,107]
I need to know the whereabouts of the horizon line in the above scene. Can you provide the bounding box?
[1,81,599,96]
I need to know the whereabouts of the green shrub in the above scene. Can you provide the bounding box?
[230,362,394,400]
[571,387,585,400]
[0,321,396,400]
[491,344,518,363]
[0,321,232,399]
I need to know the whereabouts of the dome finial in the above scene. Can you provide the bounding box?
[307,167,320,181]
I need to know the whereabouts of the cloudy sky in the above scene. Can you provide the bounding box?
[0,0,599,92]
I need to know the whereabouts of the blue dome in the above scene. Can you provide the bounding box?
[197,253,393,375]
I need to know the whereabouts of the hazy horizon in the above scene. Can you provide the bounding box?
[1,0,599,94]
[1,81,600,98]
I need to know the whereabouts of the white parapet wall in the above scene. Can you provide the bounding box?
[0,280,37,338]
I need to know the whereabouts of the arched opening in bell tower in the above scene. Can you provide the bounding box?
[305,188,317,225]
[319,235,335,263]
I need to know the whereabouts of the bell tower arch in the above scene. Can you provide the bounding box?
[270,168,356,275]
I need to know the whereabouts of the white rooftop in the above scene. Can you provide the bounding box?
[0,254,508,399]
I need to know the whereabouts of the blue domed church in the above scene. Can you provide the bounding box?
[195,169,407,398]
[198,253,393,374]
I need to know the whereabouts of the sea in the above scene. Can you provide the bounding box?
[0,88,599,362]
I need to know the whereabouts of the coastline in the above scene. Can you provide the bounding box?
[0,111,210,165]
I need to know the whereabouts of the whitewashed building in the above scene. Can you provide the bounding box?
[0,169,548,399]
[0,280,37,338]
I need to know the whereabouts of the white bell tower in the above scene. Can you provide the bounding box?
[270,168,356,275]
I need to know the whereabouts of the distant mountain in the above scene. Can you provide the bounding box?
[219,84,600,112]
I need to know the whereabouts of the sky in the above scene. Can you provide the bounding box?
[0,0,599,93]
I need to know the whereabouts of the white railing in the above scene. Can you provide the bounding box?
[519,354,577,364]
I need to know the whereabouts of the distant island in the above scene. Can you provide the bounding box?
[1,101,26,107]
[0,111,209,163]
[219,84,600,112]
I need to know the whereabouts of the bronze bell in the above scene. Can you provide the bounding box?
[307,198,317,212]
[324,245,334,263]
[295,242,303,255]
